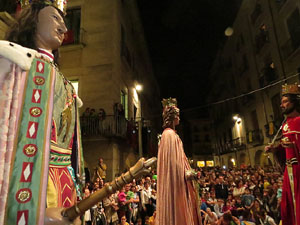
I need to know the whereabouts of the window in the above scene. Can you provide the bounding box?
[251,2,262,24]
[71,80,79,94]
[120,90,128,119]
[251,110,259,130]
[271,93,283,122]
[287,9,300,51]
[255,24,269,53]
[120,25,132,68]
[63,8,81,45]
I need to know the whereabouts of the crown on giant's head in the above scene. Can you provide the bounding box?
[161,98,177,108]
[282,83,300,95]
[20,0,67,15]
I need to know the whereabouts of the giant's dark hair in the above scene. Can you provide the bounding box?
[6,0,65,65]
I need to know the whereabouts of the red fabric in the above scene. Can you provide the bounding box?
[281,117,300,225]
[48,167,76,207]
[156,128,201,225]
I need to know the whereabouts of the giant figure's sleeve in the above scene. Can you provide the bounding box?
[156,129,194,225]
[0,41,56,225]
[0,57,28,224]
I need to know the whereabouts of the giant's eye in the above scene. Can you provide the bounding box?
[52,14,59,20]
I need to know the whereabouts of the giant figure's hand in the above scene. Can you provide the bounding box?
[185,169,197,180]
[45,208,81,225]
[265,144,275,153]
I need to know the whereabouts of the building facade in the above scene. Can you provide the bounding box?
[0,0,161,181]
[60,0,160,181]
[209,0,300,168]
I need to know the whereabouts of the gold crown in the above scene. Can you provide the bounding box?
[162,98,177,108]
[20,0,67,15]
[282,83,300,95]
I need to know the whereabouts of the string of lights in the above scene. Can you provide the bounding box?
[182,71,300,113]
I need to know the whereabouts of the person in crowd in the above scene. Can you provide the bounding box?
[214,199,224,218]
[233,180,245,197]
[222,200,232,213]
[141,181,153,224]
[217,212,240,225]
[241,188,254,210]
[84,188,92,225]
[94,157,107,182]
[204,208,218,225]
[130,185,140,224]
[240,210,255,225]
[119,215,130,225]
[148,210,156,225]
[215,176,229,200]
[258,209,277,225]
[207,192,218,211]
[124,183,134,223]
[118,187,127,219]
[104,193,119,225]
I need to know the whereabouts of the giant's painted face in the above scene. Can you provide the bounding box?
[281,95,295,115]
[35,6,67,51]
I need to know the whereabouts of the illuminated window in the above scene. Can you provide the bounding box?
[71,80,79,94]
[197,161,205,168]
[206,161,214,167]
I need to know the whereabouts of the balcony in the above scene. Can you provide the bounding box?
[251,3,262,24]
[255,31,269,54]
[230,137,246,150]
[259,67,278,88]
[80,115,127,139]
[247,129,264,146]
[217,137,246,154]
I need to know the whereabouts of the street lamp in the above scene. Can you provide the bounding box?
[233,115,242,124]
[135,84,142,91]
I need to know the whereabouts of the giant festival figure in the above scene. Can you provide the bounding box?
[266,83,300,225]
[156,98,201,225]
[0,0,84,224]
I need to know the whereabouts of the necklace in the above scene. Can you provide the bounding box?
[39,56,77,142]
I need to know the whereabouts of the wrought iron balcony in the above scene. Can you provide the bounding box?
[80,115,127,138]
[216,137,246,154]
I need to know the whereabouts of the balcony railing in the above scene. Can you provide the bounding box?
[216,137,246,154]
[247,129,264,146]
[80,115,127,138]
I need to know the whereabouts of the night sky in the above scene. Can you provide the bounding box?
[137,0,242,110]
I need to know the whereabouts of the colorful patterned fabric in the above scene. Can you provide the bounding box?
[1,56,55,225]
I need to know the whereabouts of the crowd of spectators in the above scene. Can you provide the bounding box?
[197,165,282,225]
[83,174,157,225]
[83,163,283,225]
